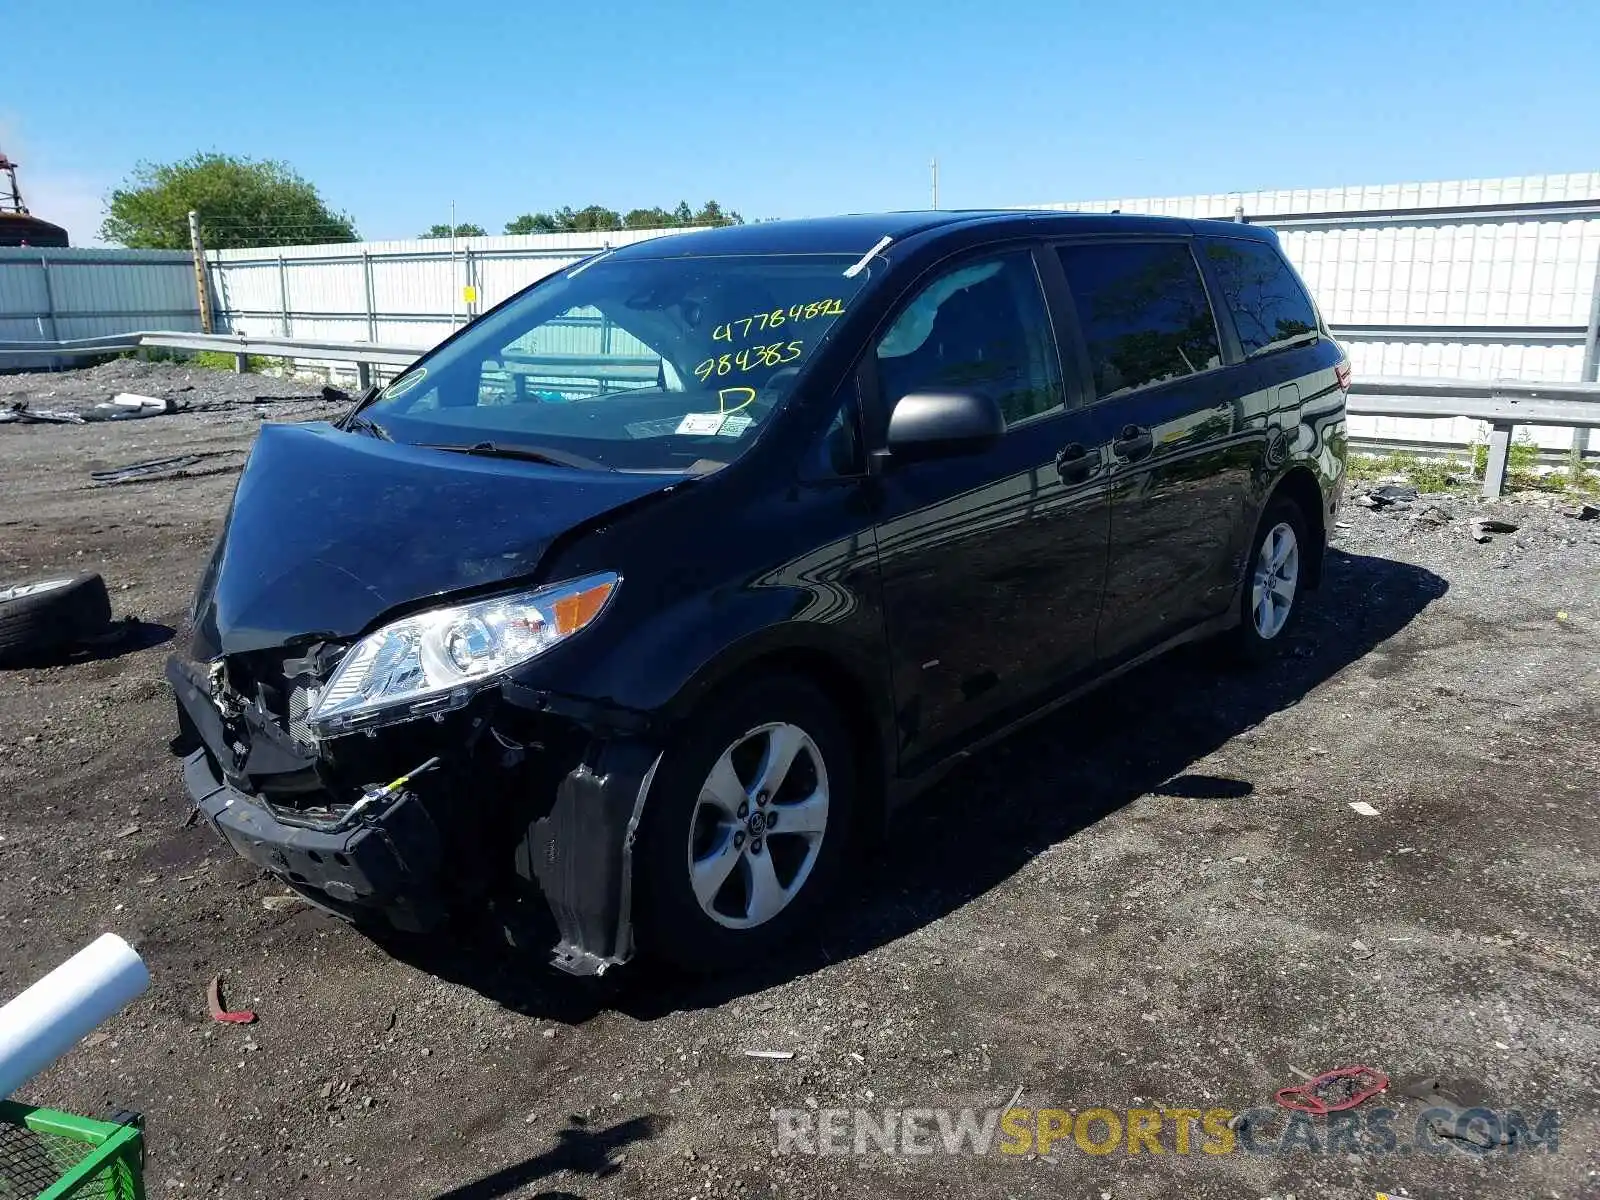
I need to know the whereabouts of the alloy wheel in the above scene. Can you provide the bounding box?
[685,721,830,930]
[0,579,74,603]
[1251,521,1300,639]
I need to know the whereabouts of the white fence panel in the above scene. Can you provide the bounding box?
[209,227,698,364]
[6,176,1600,462]
[1035,173,1600,454]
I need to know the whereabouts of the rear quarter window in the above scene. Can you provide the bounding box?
[1202,238,1321,358]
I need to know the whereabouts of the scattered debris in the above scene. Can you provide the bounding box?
[91,455,203,485]
[90,453,244,486]
[109,393,174,415]
[82,1031,112,1049]
[1275,1065,1389,1114]
[206,975,257,1025]
[1399,1077,1513,1149]
[1471,517,1518,543]
[1348,801,1382,817]
[743,1050,794,1060]
[0,402,84,425]
[0,396,177,423]
[1369,484,1419,506]
[1350,939,1375,959]
[261,893,308,912]
[1412,504,1453,527]
[114,823,140,838]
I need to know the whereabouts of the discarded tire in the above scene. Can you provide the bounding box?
[0,574,112,664]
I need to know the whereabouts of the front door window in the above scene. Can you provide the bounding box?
[874,251,1064,428]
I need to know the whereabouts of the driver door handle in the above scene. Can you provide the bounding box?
[1112,423,1154,462]
[1055,442,1095,483]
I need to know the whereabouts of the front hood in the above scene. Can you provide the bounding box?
[191,422,682,656]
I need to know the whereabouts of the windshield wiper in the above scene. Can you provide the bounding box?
[345,414,392,441]
[422,441,613,472]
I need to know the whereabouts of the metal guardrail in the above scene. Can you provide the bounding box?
[1348,376,1600,496]
[0,330,423,364]
[0,330,425,388]
[4,332,1598,498]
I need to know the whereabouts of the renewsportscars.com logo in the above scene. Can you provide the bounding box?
[770,1105,1560,1158]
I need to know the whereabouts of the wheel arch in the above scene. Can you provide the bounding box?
[660,631,894,842]
[1265,465,1328,588]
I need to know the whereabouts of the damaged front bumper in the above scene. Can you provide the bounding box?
[181,745,449,930]
[167,655,662,974]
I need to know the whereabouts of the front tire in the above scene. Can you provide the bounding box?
[1228,499,1309,663]
[634,675,856,973]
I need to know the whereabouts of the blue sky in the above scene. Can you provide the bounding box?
[4,0,1595,244]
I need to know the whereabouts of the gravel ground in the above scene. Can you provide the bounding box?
[1,369,1597,1200]
[1,358,322,418]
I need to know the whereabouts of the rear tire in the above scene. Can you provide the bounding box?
[1227,500,1309,664]
[634,675,857,974]
[0,574,112,664]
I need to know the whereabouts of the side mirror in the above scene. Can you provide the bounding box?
[885,391,1004,461]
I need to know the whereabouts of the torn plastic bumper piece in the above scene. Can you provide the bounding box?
[182,747,449,931]
[169,654,449,931]
[517,738,662,977]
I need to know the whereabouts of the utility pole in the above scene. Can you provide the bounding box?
[449,200,459,330]
[930,157,939,210]
[188,210,214,333]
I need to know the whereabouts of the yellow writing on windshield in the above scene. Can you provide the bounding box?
[711,299,847,343]
[694,340,804,382]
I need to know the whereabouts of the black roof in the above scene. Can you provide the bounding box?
[611,209,1277,259]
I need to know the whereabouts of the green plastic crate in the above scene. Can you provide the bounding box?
[0,1102,143,1200]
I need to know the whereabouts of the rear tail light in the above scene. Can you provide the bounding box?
[1334,363,1352,392]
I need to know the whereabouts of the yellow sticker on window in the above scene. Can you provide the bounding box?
[462,285,478,303]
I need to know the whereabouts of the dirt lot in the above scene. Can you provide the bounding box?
[2,365,1598,1200]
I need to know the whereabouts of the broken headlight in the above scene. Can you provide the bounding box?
[307,572,619,736]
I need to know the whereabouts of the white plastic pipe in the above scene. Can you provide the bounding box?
[0,933,150,1098]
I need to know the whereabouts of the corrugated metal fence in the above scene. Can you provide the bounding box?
[4,173,1599,455]
[0,248,202,368]
[209,227,690,350]
[1034,172,1600,453]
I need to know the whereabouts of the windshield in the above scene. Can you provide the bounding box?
[362,252,871,472]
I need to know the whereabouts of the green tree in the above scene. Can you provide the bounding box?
[503,200,746,236]
[623,206,676,229]
[504,211,566,234]
[570,205,623,232]
[101,152,357,249]
[691,200,743,226]
[418,222,487,238]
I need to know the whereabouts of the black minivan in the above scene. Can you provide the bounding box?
[169,210,1348,974]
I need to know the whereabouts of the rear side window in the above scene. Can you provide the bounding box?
[874,251,1063,427]
[1056,242,1222,399]
[1203,238,1320,357]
